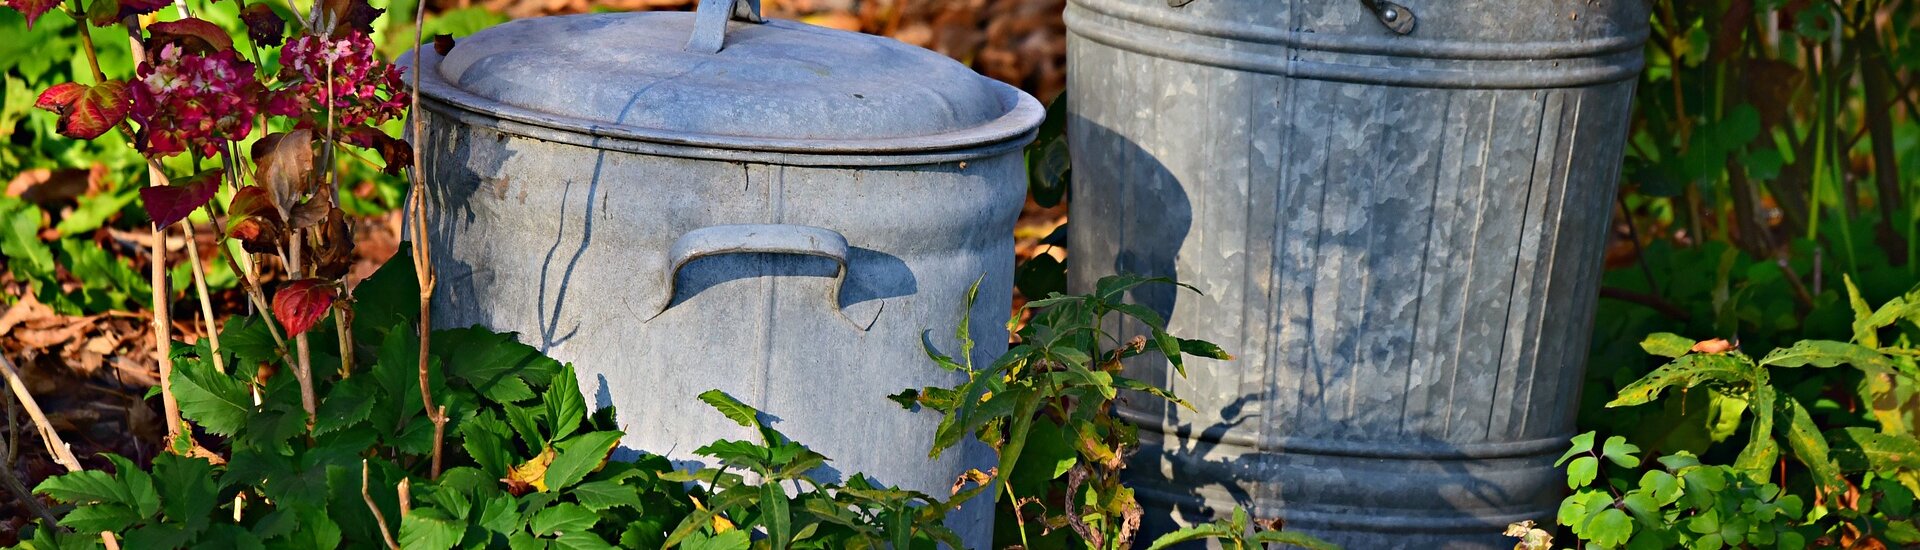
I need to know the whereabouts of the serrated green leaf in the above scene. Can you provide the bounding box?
[1775,397,1844,498]
[1111,375,1193,411]
[476,494,518,534]
[1245,530,1339,550]
[1008,419,1075,498]
[57,237,148,309]
[152,454,219,532]
[169,356,253,435]
[2,201,55,281]
[572,478,644,512]
[1641,333,1697,358]
[680,529,750,550]
[1827,427,1920,473]
[530,503,598,536]
[34,470,129,506]
[102,454,158,521]
[1177,338,1232,361]
[1759,340,1895,373]
[54,189,134,236]
[314,377,375,436]
[761,483,791,550]
[697,390,760,430]
[507,531,545,550]
[544,431,621,492]
[461,412,516,479]
[1142,521,1237,550]
[664,490,755,548]
[553,531,619,550]
[59,504,143,534]
[437,326,557,404]
[506,404,547,452]
[1608,353,1757,408]
[398,507,463,550]
[544,364,588,442]
[1733,386,1778,479]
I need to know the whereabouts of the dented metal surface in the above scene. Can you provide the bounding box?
[404,2,1042,546]
[1064,0,1648,547]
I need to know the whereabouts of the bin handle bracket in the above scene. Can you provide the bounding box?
[686,0,764,54]
[1358,0,1416,35]
[648,224,879,331]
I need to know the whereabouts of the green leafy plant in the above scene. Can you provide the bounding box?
[10,253,975,550]
[895,275,1240,549]
[1555,277,1920,548]
[661,389,984,550]
[1142,507,1335,550]
[1554,439,1809,549]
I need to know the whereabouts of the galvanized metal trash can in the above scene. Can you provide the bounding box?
[1063,0,1648,547]
[404,1,1043,544]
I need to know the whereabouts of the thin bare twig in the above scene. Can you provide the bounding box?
[289,228,316,431]
[1,355,121,550]
[111,21,183,444]
[182,220,224,373]
[0,420,64,530]
[409,0,446,479]
[362,460,399,550]
[397,477,412,517]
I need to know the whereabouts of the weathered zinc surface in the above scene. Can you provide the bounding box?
[406,5,1042,546]
[1064,0,1648,547]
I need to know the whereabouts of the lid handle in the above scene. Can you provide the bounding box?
[686,0,764,54]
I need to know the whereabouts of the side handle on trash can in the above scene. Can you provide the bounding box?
[647,224,879,331]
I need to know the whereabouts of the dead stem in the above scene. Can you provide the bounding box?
[397,477,412,517]
[111,22,183,446]
[410,0,446,480]
[182,220,224,373]
[145,164,182,441]
[362,460,399,550]
[1,355,122,550]
[288,228,317,431]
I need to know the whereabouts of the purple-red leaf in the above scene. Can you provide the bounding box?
[115,0,168,17]
[340,126,413,176]
[5,0,59,29]
[35,83,86,111]
[239,3,286,47]
[272,279,337,335]
[148,18,234,54]
[138,169,221,227]
[36,80,131,140]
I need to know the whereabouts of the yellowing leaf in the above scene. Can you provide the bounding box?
[504,446,555,493]
[689,496,736,533]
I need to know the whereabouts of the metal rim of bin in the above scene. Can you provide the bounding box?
[1064,0,1649,89]
[401,43,1045,167]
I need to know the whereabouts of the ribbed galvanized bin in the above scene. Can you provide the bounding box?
[404,1,1042,545]
[1063,0,1648,547]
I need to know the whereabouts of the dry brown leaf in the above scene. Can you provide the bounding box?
[252,129,317,220]
[0,293,55,335]
[1690,338,1735,354]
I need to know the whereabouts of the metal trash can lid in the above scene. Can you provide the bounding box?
[408,1,1044,155]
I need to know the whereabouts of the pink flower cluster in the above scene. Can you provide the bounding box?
[132,43,264,158]
[270,32,408,128]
